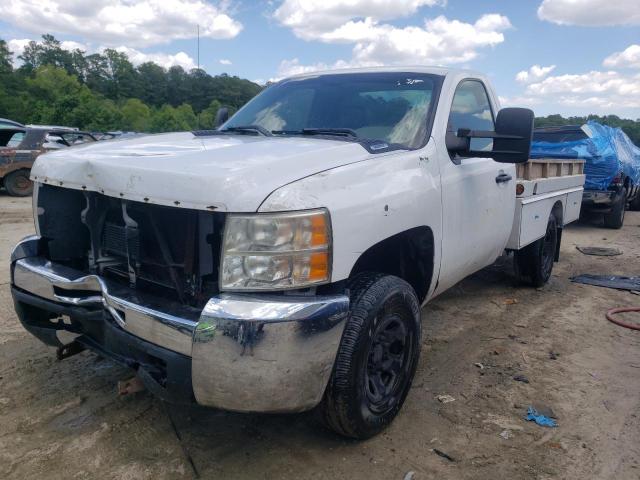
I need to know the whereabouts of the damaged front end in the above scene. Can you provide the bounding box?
[36,184,225,307]
[11,184,349,412]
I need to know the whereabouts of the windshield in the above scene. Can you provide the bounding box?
[224,72,442,149]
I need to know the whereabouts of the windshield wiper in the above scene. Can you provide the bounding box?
[222,125,272,136]
[272,128,358,138]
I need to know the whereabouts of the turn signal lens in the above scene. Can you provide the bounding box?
[308,251,330,282]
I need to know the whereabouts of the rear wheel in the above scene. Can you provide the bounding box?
[319,273,421,439]
[515,213,558,287]
[4,169,33,196]
[603,191,626,229]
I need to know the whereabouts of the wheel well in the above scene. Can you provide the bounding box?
[349,226,434,302]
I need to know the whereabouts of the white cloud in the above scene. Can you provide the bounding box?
[7,39,31,58]
[524,70,640,110]
[0,1,242,48]
[499,95,544,108]
[603,44,640,69]
[274,0,445,38]
[272,58,349,81]
[60,40,89,52]
[273,3,511,72]
[537,0,640,26]
[219,59,232,65]
[113,47,196,70]
[508,47,640,116]
[516,64,556,83]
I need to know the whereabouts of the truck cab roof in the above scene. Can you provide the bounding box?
[284,65,479,81]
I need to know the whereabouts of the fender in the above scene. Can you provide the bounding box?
[259,142,443,300]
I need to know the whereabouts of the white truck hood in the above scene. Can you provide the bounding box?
[31,132,373,211]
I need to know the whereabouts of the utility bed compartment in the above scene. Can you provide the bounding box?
[507,159,585,250]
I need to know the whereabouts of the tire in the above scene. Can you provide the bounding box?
[319,273,421,439]
[629,190,640,212]
[515,213,558,288]
[4,169,33,196]
[603,192,626,229]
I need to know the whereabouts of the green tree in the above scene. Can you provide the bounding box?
[149,105,183,132]
[18,34,77,75]
[103,48,140,99]
[0,33,263,132]
[199,99,222,128]
[120,98,151,131]
[137,62,168,106]
[166,66,189,107]
[535,114,640,145]
[26,65,82,102]
[174,103,197,129]
[83,53,110,95]
[0,39,12,73]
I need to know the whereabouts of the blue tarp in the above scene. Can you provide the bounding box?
[530,121,640,191]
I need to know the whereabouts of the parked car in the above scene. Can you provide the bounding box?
[0,118,25,129]
[10,67,584,439]
[532,123,640,228]
[0,127,97,196]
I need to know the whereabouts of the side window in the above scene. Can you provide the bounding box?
[448,80,495,154]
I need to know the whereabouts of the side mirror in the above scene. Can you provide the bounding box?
[215,107,229,128]
[445,107,534,163]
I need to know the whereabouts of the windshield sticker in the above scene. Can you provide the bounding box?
[399,79,425,86]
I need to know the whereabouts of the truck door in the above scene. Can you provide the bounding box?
[434,79,516,294]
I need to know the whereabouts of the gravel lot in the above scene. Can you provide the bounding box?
[1,193,639,479]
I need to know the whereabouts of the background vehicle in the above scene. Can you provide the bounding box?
[531,123,640,228]
[0,118,25,129]
[0,127,96,196]
[10,67,584,439]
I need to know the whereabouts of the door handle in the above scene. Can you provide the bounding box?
[495,173,512,184]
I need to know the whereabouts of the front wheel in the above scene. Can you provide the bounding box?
[319,273,421,439]
[515,213,558,287]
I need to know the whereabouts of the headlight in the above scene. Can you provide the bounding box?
[220,209,332,291]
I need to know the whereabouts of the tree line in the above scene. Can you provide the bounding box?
[534,114,640,145]
[0,35,262,132]
[1,35,639,142]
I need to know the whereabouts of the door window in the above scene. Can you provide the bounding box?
[448,80,495,155]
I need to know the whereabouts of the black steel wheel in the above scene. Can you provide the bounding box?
[515,213,558,287]
[319,273,421,439]
[364,310,415,415]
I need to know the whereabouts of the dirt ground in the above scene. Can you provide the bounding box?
[1,192,639,480]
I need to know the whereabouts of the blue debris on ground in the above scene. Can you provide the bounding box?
[525,406,558,427]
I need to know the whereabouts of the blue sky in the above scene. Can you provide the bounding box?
[1,0,639,118]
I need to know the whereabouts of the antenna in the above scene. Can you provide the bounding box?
[197,24,202,129]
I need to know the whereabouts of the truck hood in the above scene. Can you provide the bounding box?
[31,132,374,211]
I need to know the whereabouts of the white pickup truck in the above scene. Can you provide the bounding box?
[10,67,584,439]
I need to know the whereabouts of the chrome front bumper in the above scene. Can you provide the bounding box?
[11,236,349,413]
